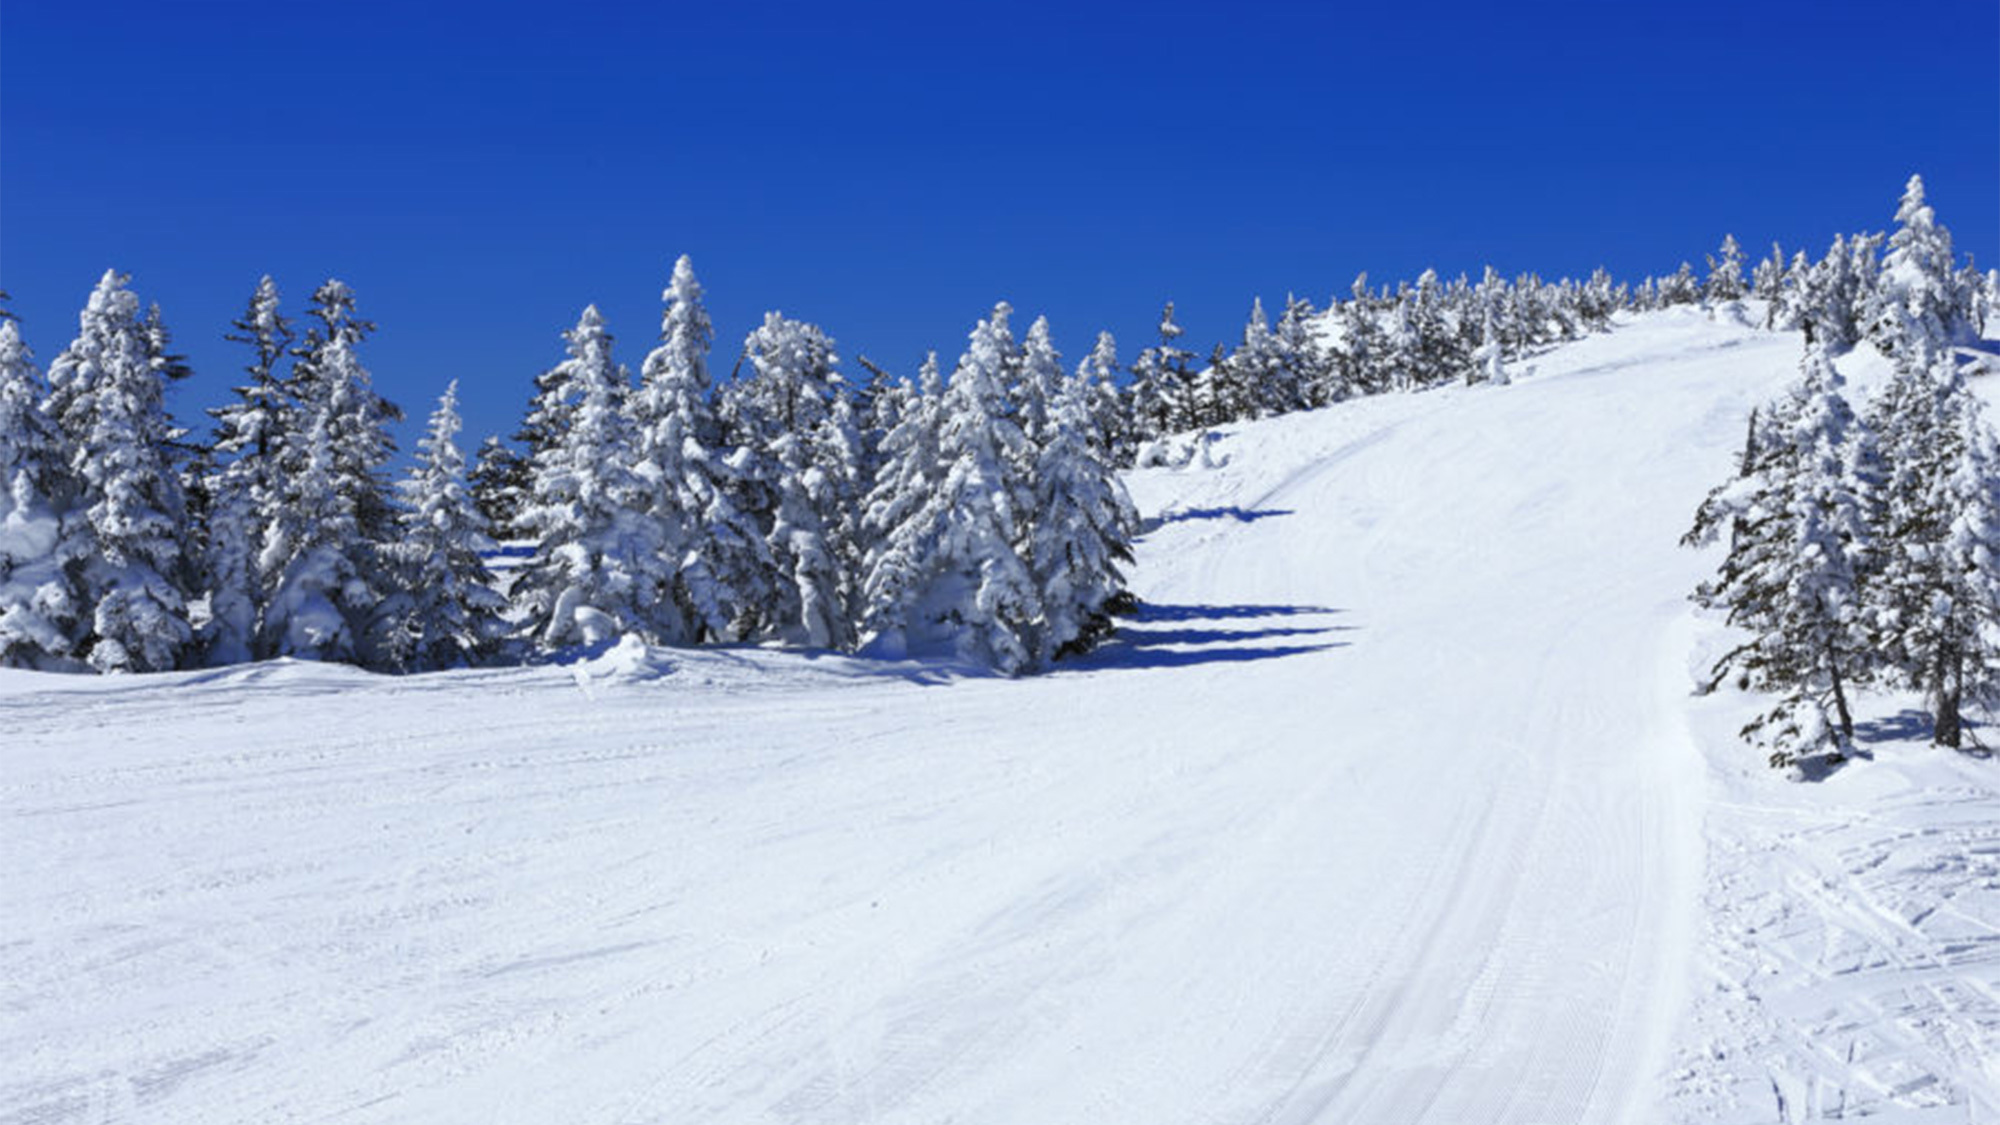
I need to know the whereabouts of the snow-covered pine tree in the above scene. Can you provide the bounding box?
[1274,296,1331,409]
[734,311,859,648]
[633,255,768,643]
[859,353,948,652]
[1012,315,1063,460]
[259,280,405,666]
[202,276,295,664]
[1127,302,1199,440]
[467,435,529,541]
[1866,174,1973,366]
[1579,267,1622,333]
[1705,234,1747,304]
[850,353,905,486]
[918,304,1041,671]
[1752,242,1787,326]
[1402,269,1466,387]
[388,381,508,670]
[1226,297,1298,419]
[1686,345,1877,765]
[1658,262,1702,307]
[44,271,195,672]
[1028,353,1139,664]
[1474,306,1508,386]
[1073,330,1127,463]
[1865,355,2000,748]
[1333,275,1391,397]
[0,312,82,668]
[514,305,665,649]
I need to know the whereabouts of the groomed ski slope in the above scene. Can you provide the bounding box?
[7,307,1984,1123]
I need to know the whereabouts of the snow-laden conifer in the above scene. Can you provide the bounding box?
[860,353,947,651]
[735,312,860,648]
[633,256,767,642]
[44,272,195,673]
[1867,174,1973,365]
[1687,346,1877,764]
[1274,296,1331,410]
[388,381,508,669]
[1074,330,1126,462]
[1029,357,1138,664]
[1705,234,1747,303]
[1865,356,2000,747]
[258,281,404,667]
[0,314,82,667]
[514,306,665,650]
[202,276,294,664]
[920,304,1041,671]
[1127,303,1198,440]
[467,435,528,541]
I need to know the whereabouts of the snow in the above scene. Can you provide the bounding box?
[5,307,1997,1122]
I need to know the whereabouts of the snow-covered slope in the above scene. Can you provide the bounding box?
[5,308,1996,1123]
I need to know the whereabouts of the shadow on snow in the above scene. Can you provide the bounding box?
[1063,601,1350,672]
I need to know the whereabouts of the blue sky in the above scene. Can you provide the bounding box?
[3,0,1994,450]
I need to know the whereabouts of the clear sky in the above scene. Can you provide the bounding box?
[3,0,1994,451]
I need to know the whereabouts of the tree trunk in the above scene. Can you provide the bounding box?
[1933,647,1963,749]
[1826,642,1855,746]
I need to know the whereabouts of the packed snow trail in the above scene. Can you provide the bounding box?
[5,309,1791,1123]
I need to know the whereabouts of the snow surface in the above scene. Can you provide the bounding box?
[5,307,1997,1123]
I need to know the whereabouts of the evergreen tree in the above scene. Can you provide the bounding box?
[1028,358,1138,663]
[1127,302,1198,440]
[861,308,1040,672]
[851,353,905,485]
[45,271,195,672]
[0,313,82,667]
[860,353,948,652]
[1686,346,1876,764]
[389,381,508,670]
[1659,262,1702,306]
[467,435,528,541]
[1274,296,1332,408]
[1867,174,1972,365]
[735,311,859,648]
[1073,330,1127,462]
[259,280,404,666]
[1474,307,1508,386]
[1865,356,2000,747]
[1705,234,1747,303]
[921,304,1041,671]
[1751,242,1788,323]
[633,255,768,642]
[1333,275,1391,397]
[1015,315,1064,451]
[203,276,295,664]
[515,306,666,649]
[1225,297,1298,418]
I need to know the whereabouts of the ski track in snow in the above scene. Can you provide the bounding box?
[3,307,1995,1123]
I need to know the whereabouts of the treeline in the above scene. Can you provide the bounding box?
[1686,176,1997,764]
[0,263,1137,676]
[4,175,1989,679]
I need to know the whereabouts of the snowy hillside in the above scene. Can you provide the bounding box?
[6,308,1998,1123]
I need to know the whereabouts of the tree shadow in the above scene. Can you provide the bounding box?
[1850,708,1995,760]
[1124,602,1337,623]
[1151,506,1294,527]
[1116,624,1347,647]
[1064,601,1350,672]
[1854,709,1934,746]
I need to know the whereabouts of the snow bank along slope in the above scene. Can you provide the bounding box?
[7,307,1989,1123]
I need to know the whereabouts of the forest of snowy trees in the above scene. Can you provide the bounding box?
[2,176,1994,687]
[1686,176,1998,764]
